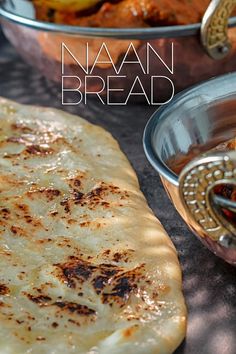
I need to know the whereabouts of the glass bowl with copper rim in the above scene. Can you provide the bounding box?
[143,72,236,265]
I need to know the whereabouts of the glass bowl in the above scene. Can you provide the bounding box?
[143,72,236,265]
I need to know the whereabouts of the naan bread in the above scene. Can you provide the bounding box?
[0,98,186,354]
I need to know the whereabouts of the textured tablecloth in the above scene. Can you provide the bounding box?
[0,30,235,354]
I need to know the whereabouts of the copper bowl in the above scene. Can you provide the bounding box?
[143,72,236,265]
[1,0,236,103]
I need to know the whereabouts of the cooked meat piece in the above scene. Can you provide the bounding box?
[34,0,215,27]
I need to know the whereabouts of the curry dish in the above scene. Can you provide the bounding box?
[32,0,217,27]
[214,138,236,222]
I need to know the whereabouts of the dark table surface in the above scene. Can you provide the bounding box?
[0,30,235,354]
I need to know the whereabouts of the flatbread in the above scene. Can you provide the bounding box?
[0,98,186,354]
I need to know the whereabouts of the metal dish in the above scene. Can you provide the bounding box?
[1,0,236,102]
[143,72,236,265]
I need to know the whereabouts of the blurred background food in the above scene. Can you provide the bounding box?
[33,0,103,11]
[32,0,230,27]
[1,0,236,102]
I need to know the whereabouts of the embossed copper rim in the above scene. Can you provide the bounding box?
[0,0,236,39]
[179,152,236,249]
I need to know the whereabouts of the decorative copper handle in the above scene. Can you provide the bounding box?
[201,0,236,59]
[179,151,236,249]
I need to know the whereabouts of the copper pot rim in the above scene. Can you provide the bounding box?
[1,0,236,39]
